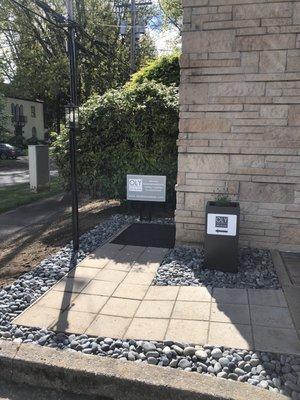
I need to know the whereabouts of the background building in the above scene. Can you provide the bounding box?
[176,0,300,252]
[4,97,45,142]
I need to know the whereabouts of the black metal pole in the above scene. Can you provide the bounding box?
[67,0,79,252]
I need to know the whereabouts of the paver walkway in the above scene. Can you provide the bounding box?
[13,241,300,355]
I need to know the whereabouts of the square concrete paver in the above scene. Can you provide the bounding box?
[34,290,78,311]
[136,300,174,319]
[253,325,300,355]
[68,294,108,314]
[165,319,209,344]
[122,271,154,286]
[66,267,101,280]
[210,303,250,325]
[131,262,159,274]
[125,318,169,341]
[212,288,248,304]
[13,306,60,329]
[112,283,149,300]
[250,305,294,328]
[100,298,140,318]
[248,289,288,308]
[51,310,95,334]
[172,301,210,321]
[145,286,179,301]
[209,322,253,350]
[82,280,119,296]
[104,260,132,272]
[78,244,123,268]
[53,277,90,293]
[94,269,127,283]
[86,315,131,337]
[177,286,212,302]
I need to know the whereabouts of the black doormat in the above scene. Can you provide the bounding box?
[112,223,175,248]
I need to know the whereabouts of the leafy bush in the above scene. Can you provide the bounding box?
[128,53,180,88]
[51,81,179,202]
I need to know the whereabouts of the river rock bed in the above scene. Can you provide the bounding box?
[153,246,281,289]
[3,328,300,399]
[0,215,296,398]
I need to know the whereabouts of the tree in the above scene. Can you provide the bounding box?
[158,0,182,31]
[0,0,156,129]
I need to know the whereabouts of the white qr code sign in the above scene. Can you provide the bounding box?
[207,213,237,236]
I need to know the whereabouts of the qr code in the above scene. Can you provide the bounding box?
[215,216,228,228]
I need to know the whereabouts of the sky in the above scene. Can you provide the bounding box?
[147,0,181,54]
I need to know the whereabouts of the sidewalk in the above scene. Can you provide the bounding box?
[0,194,68,240]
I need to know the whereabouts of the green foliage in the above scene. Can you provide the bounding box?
[215,196,231,207]
[51,81,179,201]
[0,0,156,128]
[159,0,183,31]
[128,53,180,88]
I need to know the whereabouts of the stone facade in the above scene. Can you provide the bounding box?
[176,0,300,251]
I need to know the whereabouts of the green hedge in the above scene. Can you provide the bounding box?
[128,53,180,88]
[51,81,179,202]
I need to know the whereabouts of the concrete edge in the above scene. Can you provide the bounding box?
[271,249,292,287]
[0,340,285,400]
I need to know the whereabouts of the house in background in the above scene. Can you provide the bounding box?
[4,97,46,143]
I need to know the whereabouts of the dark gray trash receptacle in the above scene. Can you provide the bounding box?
[204,201,240,273]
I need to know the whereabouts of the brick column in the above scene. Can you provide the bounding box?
[177,0,300,251]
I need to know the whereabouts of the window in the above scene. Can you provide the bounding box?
[31,106,36,118]
[19,105,23,115]
[11,103,15,115]
[32,127,37,138]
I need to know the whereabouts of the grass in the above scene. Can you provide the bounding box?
[0,177,64,214]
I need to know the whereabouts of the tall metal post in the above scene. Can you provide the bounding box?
[66,0,80,252]
[130,0,137,74]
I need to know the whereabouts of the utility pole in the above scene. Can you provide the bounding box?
[66,0,80,252]
[130,0,137,74]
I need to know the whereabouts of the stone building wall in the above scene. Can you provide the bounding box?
[176,0,300,251]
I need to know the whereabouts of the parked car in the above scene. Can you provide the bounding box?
[0,143,17,160]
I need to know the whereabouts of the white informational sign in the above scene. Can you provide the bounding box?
[127,175,166,202]
[207,213,237,236]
